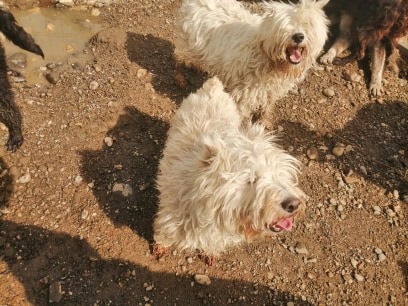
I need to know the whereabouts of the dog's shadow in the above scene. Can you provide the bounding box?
[0,219,315,305]
[125,32,207,104]
[79,107,168,243]
[279,100,408,195]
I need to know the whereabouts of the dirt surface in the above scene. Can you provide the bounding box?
[0,1,407,305]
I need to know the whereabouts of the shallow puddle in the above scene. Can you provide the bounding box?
[4,7,105,84]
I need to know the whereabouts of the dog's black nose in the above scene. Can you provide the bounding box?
[281,197,300,213]
[292,33,304,44]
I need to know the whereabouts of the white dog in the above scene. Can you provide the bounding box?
[153,77,305,259]
[174,0,330,120]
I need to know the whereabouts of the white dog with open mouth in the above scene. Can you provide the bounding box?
[153,77,305,259]
[174,0,329,120]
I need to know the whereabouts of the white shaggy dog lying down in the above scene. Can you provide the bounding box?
[153,77,305,259]
[174,0,330,120]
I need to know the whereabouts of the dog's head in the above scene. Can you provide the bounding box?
[259,0,330,70]
[199,125,306,241]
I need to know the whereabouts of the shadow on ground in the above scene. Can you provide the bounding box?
[278,100,408,195]
[79,107,167,243]
[0,218,314,305]
[125,32,207,103]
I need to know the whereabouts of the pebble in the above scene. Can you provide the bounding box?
[17,172,31,184]
[89,81,99,90]
[306,146,318,160]
[374,248,383,255]
[8,52,27,69]
[343,71,361,83]
[74,175,83,186]
[337,204,344,212]
[332,143,345,157]
[194,274,211,286]
[81,209,89,219]
[351,258,358,268]
[112,183,133,197]
[295,242,309,255]
[329,198,337,206]
[187,257,194,264]
[392,190,399,200]
[386,208,396,217]
[91,8,101,16]
[137,68,148,79]
[104,137,113,147]
[373,206,381,215]
[323,88,335,97]
[49,281,63,303]
[58,0,74,6]
[354,273,364,282]
[378,253,386,262]
[45,72,59,84]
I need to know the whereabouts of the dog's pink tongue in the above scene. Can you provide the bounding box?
[275,217,293,231]
[288,47,302,63]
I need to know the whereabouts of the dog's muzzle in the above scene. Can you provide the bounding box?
[268,197,303,232]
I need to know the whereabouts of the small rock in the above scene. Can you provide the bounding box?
[74,175,83,186]
[322,88,335,97]
[351,258,358,268]
[81,209,89,219]
[58,0,74,6]
[104,137,113,147]
[17,172,31,184]
[378,253,386,262]
[194,274,211,286]
[112,183,133,197]
[354,273,364,282]
[374,248,383,255]
[306,147,318,160]
[295,242,309,255]
[91,8,101,16]
[337,204,344,212]
[89,81,99,90]
[137,68,148,79]
[329,198,337,205]
[8,52,27,69]
[332,143,345,157]
[49,281,63,303]
[373,206,382,215]
[343,72,361,83]
[45,72,59,84]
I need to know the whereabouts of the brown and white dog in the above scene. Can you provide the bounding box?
[320,0,408,97]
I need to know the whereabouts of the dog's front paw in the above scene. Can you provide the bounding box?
[6,133,23,152]
[319,49,336,64]
[369,82,382,97]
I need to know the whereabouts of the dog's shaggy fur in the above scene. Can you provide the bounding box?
[153,77,305,256]
[174,0,330,120]
[0,4,44,152]
[320,0,408,96]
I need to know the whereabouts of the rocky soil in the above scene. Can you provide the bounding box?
[0,1,407,305]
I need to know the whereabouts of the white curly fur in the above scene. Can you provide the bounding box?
[175,0,330,120]
[154,77,305,255]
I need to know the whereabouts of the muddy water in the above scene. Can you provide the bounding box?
[4,7,105,84]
